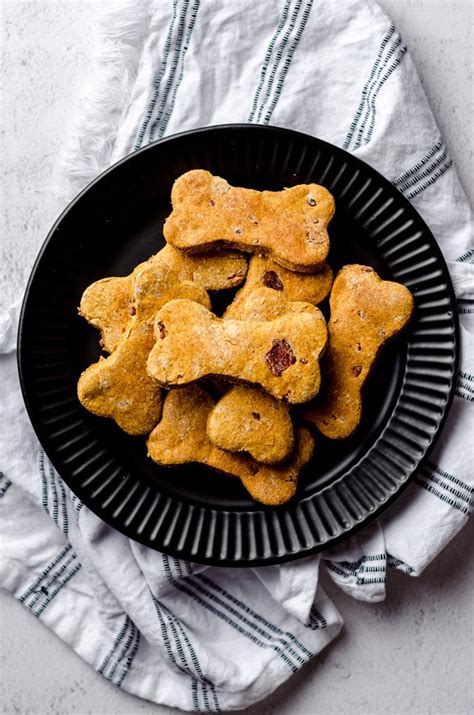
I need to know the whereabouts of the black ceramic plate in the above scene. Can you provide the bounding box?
[18,125,458,566]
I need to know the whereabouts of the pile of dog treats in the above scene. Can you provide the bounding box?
[78,170,413,505]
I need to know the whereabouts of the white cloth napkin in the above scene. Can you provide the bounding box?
[1,0,472,711]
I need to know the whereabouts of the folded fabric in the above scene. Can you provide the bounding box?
[1,0,472,710]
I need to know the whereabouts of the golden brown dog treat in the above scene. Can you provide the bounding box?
[224,255,333,318]
[147,386,314,505]
[79,276,133,354]
[79,244,247,352]
[304,265,414,439]
[207,386,294,464]
[147,298,327,403]
[164,170,335,272]
[77,280,211,436]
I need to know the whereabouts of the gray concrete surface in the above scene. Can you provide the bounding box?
[0,1,473,713]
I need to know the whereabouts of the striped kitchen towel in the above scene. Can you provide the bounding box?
[1,0,472,710]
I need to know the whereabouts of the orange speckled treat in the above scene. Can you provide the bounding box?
[304,264,414,439]
[164,170,335,272]
[147,385,314,505]
[207,385,294,465]
[147,297,328,403]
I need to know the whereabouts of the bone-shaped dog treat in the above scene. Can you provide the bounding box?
[164,170,335,272]
[207,385,294,465]
[147,385,314,505]
[208,288,324,463]
[77,271,211,435]
[147,297,328,403]
[224,255,333,319]
[304,265,414,439]
[79,244,247,352]
[79,275,132,354]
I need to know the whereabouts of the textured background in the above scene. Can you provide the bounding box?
[0,1,473,713]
